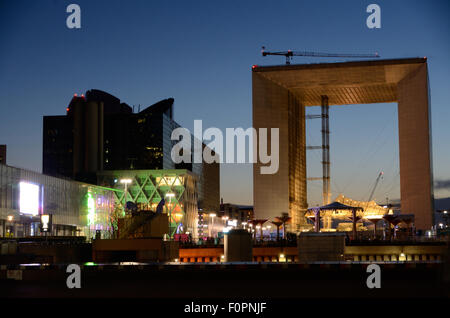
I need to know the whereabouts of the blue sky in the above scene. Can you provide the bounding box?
[0,0,449,205]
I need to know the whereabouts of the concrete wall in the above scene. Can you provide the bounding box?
[397,63,434,230]
[252,73,290,222]
[297,233,346,262]
[345,244,446,261]
[92,238,179,262]
[224,229,252,262]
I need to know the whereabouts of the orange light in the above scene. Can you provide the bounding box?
[74,93,77,97]
[66,108,70,112]
[252,65,258,69]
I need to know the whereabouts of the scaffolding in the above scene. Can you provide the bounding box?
[307,95,331,206]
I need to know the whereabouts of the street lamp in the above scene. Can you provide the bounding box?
[256,225,261,241]
[222,216,229,231]
[166,192,175,238]
[209,213,216,238]
[120,178,132,215]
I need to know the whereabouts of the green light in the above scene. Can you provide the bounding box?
[84,262,96,266]
[87,191,95,225]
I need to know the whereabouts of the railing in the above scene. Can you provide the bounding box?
[0,236,87,244]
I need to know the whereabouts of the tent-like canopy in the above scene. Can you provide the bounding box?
[307,201,363,238]
[307,201,363,212]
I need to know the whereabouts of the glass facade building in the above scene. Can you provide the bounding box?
[97,169,199,238]
[0,163,115,239]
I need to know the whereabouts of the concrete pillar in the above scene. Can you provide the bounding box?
[314,210,320,232]
[224,229,253,262]
[397,63,434,230]
[252,73,291,225]
[352,209,357,240]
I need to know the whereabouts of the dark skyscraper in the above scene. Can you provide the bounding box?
[43,89,175,182]
[43,89,219,212]
[0,145,6,165]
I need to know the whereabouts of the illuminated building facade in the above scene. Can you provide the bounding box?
[43,89,219,215]
[0,163,115,238]
[253,58,434,231]
[219,202,254,225]
[97,169,199,238]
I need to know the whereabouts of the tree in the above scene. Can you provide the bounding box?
[271,220,283,241]
[108,206,123,239]
[275,212,291,239]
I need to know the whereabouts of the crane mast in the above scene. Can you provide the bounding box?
[362,171,384,213]
[368,171,384,203]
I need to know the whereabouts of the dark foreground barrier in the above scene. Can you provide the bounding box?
[0,262,448,298]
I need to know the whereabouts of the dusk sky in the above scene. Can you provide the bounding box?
[0,0,449,205]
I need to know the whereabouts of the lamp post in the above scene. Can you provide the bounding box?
[366,216,383,239]
[256,225,261,241]
[120,178,132,216]
[165,192,175,238]
[209,213,216,238]
[222,216,228,233]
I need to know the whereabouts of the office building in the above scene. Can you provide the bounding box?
[43,89,219,216]
[253,58,433,231]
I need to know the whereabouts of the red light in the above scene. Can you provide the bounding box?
[66,107,70,112]
[252,65,258,69]
[81,94,84,97]
[74,93,77,97]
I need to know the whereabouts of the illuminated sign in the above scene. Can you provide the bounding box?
[19,182,40,216]
[40,214,52,233]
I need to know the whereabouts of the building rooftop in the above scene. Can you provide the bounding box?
[252,57,427,106]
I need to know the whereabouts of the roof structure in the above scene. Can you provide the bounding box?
[307,201,363,212]
[253,58,427,106]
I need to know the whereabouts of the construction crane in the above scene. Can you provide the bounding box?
[261,46,380,65]
[368,171,384,203]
